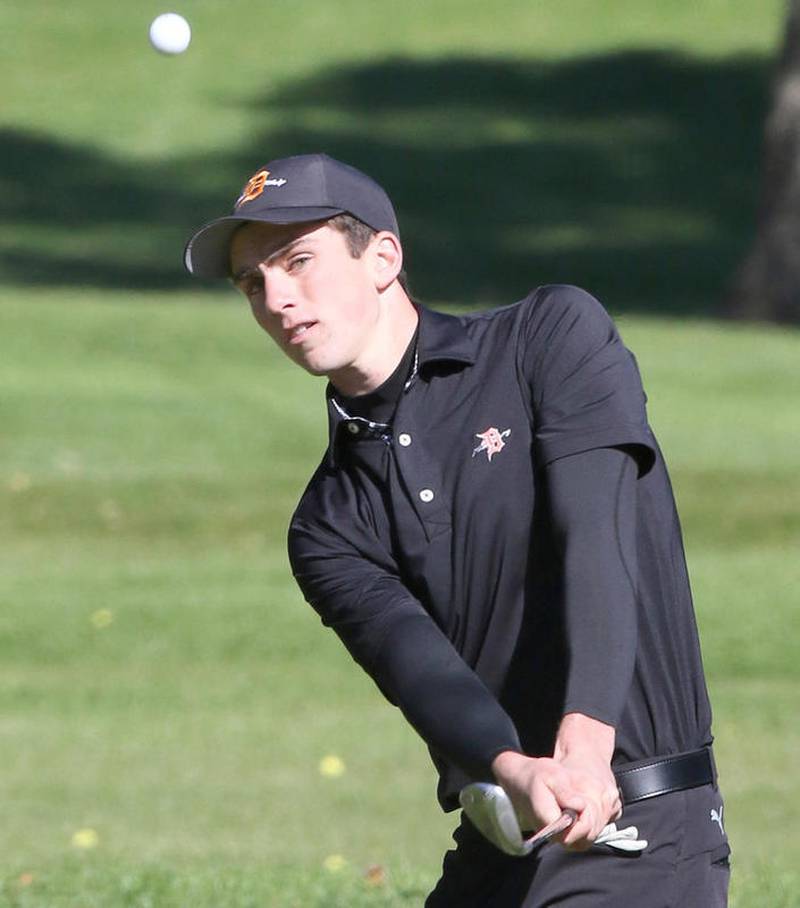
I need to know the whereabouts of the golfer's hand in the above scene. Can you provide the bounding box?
[491,713,621,852]
[551,712,622,850]
[490,751,588,840]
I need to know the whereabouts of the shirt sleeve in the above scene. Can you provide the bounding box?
[519,284,656,475]
[288,514,522,781]
[545,446,639,727]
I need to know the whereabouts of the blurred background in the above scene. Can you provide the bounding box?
[1,1,798,905]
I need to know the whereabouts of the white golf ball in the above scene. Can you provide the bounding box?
[149,13,191,55]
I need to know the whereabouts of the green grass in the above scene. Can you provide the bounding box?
[0,0,791,312]
[0,862,435,908]
[1,291,799,905]
[2,0,785,156]
[0,291,453,905]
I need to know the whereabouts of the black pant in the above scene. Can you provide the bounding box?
[426,784,730,907]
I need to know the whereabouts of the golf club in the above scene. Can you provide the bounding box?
[459,782,648,857]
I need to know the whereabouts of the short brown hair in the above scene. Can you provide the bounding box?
[328,213,411,296]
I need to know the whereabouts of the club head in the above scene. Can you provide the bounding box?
[459,783,577,857]
[459,782,530,855]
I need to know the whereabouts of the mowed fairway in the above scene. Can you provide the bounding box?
[1,292,798,906]
[0,290,453,905]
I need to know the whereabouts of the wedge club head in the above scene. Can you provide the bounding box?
[459,782,575,856]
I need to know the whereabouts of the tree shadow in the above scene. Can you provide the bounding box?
[2,50,770,314]
[0,129,240,290]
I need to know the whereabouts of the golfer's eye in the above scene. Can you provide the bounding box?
[288,254,311,273]
[243,277,263,300]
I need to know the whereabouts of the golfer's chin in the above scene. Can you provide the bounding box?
[290,347,346,379]
[283,338,362,384]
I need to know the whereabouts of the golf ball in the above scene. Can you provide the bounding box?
[149,13,191,55]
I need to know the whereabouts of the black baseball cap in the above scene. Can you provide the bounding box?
[184,153,399,278]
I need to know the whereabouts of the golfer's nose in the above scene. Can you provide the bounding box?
[260,263,295,315]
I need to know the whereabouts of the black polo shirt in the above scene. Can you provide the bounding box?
[289,285,713,810]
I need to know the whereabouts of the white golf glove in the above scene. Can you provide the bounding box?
[594,821,648,852]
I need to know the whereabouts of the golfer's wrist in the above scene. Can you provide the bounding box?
[491,749,533,785]
[553,712,615,763]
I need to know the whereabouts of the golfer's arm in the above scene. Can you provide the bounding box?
[546,445,640,728]
[289,521,522,781]
[370,608,523,780]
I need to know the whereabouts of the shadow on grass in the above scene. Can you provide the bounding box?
[1,50,770,314]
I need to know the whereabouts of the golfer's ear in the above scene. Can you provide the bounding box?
[371,232,403,291]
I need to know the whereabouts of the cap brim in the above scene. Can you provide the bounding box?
[183,206,346,278]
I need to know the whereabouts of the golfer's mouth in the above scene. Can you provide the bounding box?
[286,321,317,344]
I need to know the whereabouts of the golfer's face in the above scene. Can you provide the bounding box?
[230,221,381,381]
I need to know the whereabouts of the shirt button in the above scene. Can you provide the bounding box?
[346,421,360,435]
[419,488,434,503]
[398,433,412,447]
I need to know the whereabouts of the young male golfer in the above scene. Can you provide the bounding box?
[184,153,730,906]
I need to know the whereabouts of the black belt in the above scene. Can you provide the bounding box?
[614,747,716,804]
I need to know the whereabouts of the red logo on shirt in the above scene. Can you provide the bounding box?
[473,427,511,462]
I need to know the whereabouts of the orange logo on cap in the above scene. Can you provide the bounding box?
[236,170,270,206]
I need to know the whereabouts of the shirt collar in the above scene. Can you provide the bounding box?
[415,304,477,371]
[323,305,477,468]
